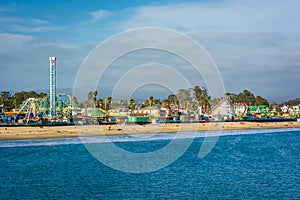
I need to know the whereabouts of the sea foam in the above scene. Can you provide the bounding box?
[0,128,299,148]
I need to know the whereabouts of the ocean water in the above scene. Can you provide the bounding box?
[0,129,299,199]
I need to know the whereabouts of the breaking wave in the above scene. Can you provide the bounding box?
[0,128,299,148]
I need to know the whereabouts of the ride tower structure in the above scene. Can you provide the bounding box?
[49,57,56,120]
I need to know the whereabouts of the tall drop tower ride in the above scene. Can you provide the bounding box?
[49,57,56,120]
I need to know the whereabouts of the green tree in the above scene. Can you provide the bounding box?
[162,99,170,109]
[194,86,202,103]
[279,98,300,107]
[107,96,112,104]
[12,92,25,108]
[177,89,192,107]
[237,90,256,105]
[167,94,179,106]
[40,92,47,98]
[154,99,161,106]
[139,103,145,109]
[227,90,269,106]
[10,91,49,110]
[92,91,98,106]
[72,97,79,107]
[255,95,269,106]
[105,96,112,111]
[95,99,103,109]
[202,98,211,114]
[226,92,238,103]
[78,102,84,108]
[84,100,90,109]
[149,96,154,107]
[86,90,98,108]
[193,86,211,114]
[128,98,135,111]
[0,91,13,111]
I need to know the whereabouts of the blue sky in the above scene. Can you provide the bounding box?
[0,0,300,102]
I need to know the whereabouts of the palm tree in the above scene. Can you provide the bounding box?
[87,91,93,108]
[104,97,112,112]
[72,97,79,107]
[129,98,135,111]
[95,99,103,109]
[149,96,154,106]
[92,91,98,107]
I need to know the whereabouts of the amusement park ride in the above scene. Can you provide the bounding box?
[3,57,74,125]
[1,57,296,125]
[15,94,73,124]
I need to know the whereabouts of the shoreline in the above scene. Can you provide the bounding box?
[0,121,299,141]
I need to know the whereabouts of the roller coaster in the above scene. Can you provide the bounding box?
[8,94,74,125]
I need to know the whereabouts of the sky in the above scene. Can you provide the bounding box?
[0,0,299,102]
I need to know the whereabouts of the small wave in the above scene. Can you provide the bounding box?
[0,128,299,148]
[0,137,84,148]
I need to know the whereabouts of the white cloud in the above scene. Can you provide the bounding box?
[121,0,300,33]
[189,32,300,98]
[11,25,65,33]
[0,32,87,91]
[91,9,111,21]
[1,1,299,102]
[0,15,63,33]
[0,33,33,53]
[27,18,51,25]
[28,40,77,49]
[113,0,300,100]
[81,9,111,24]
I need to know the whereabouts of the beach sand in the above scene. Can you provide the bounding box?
[0,122,300,140]
[0,121,299,140]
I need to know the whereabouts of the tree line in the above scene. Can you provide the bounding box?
[0,91,47,112]
[79,86,212,113]
[279,98,300,107]
[226,90,269,106]
[2,88,298,113]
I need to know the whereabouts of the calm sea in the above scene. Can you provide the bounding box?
[0,129,299,199]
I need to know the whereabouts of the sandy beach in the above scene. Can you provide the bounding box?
[0,121,299,140]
